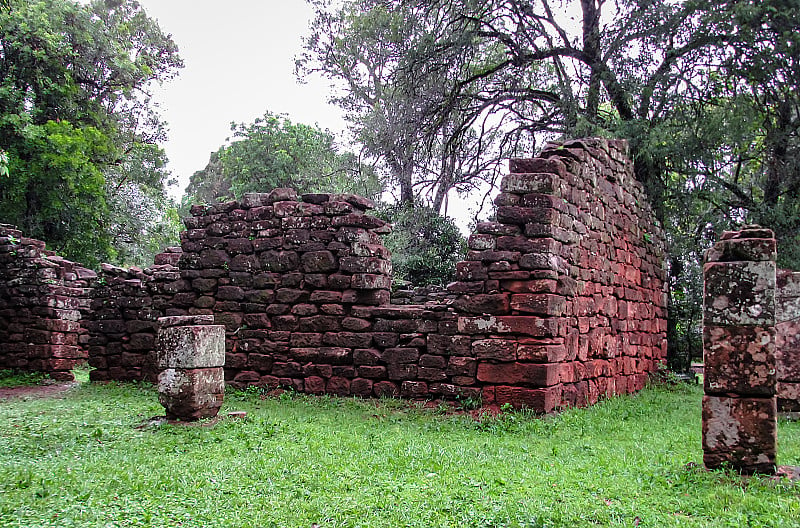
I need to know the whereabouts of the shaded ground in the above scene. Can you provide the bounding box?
[0,381,78,400]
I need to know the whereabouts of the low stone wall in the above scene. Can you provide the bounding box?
[86,249,183,382]
[777,269,800,412]
[0,224,95,380]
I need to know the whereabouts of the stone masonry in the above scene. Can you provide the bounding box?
[702,226,777,474]
[0,224,95,380]
[777,269,800,412]
[0,138,668,413]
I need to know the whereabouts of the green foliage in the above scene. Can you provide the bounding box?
[2,120,115,266]
[183,111,383,208]
[0,369,46,388]
[376,203,466,286]
[0,382,798,526]
[0,0,182,266]
[0,149,8,178]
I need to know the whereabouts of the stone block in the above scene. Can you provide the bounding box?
[703,325,775,396]
[705,238,776,263]
[704,261,775,326]
[457,315,561,337]
[492,384,562,413]
[702,395,776,474]
[510,294,566,315]
[158,368,224,420]
[777,382,800,412]
[471,339,517,361]
[452,294,510,314]
[156,324,225,369]
[500,173,558,195]
[476,362,560,386]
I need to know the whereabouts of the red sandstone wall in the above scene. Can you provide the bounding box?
[1,137,667,412]
[86,249,182,382]
[450,138,667,408]
[0,224,95,380]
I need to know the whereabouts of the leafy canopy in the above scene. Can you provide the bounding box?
[0,0,182,267]
[183,111,383,207]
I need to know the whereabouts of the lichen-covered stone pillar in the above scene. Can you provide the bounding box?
[777,270,800,413]
[702,226,777,474]
[156,315,226,420]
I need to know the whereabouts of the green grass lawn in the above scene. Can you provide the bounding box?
[0,379,798,528]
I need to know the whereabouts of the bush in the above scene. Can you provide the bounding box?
[376,203,466,286]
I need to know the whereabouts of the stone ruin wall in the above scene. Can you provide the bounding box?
[777,269,800,412]
[0,224,96,380]
[0,138,670,412]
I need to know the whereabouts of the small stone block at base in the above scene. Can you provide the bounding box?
[158,367,225,420]
[702,395,776,475]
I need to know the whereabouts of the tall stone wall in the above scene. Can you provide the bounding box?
[454,138,667,407]
[0,224,95,380]
[777,269,800,412]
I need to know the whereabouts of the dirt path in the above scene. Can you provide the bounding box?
[0,381,79,400]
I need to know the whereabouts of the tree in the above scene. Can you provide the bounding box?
[300,0,800,371]
[0,0,182,266]
[298,0,519,214]
[183,111,384,207]
[375,203,466,286]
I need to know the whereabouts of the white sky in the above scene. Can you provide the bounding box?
[137,0,346,198]
[135,0,486,230]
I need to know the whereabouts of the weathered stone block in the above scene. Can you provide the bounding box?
[472,339,517,361]
[476,362,560,386]
[510,294,566,315]
[156,324,225,369]
[158,368,224,420]
[457,316,561,337]
[452,294,510,315]
[704,325,776,396]
[702,395,776,474]
[705,238,776,263]
[777,382,800,412]
[492,384,563,413]
[704,261,775,326]
[500,173,558,195]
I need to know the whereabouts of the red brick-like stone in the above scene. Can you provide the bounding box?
[477,362,560,386]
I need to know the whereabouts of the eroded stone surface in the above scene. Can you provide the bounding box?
[704,261,775,326]
[777,270,800,411]
[703,325,775,396]
[156,325,225,369]
[702,395,776,474]
[158,367,224,420]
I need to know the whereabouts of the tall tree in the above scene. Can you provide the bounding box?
[183,111,383,207]
[0,0,182,266]
[298,0,520,214]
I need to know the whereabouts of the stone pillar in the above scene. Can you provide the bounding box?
[777,270,800,413]
[702,226,777,474]
[156,315,226,420]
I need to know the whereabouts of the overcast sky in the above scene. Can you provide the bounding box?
[136,0,346,198]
